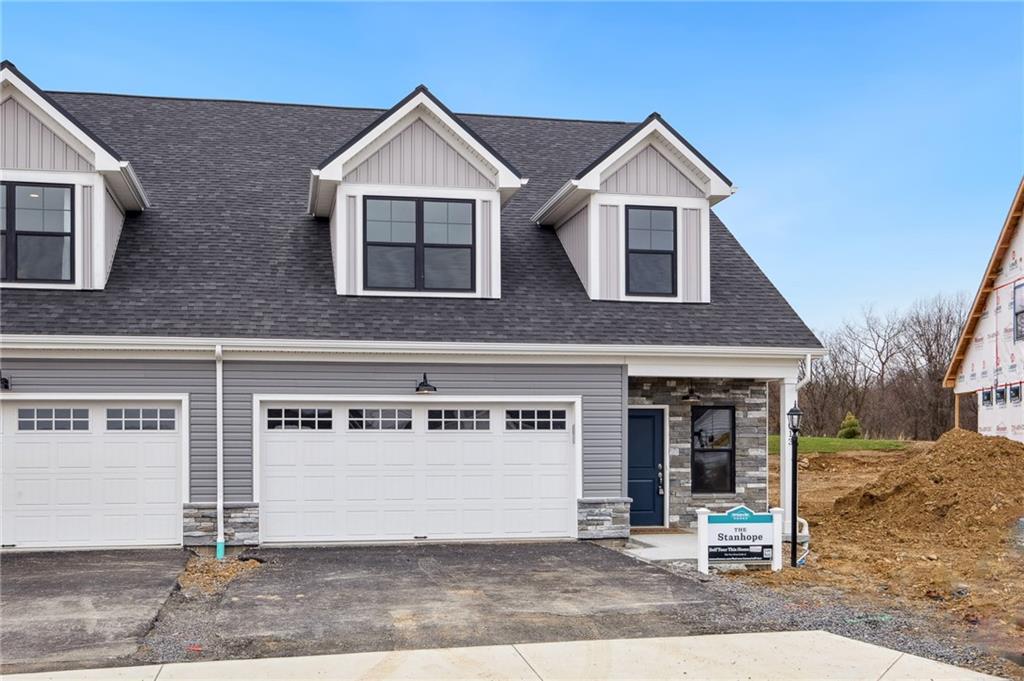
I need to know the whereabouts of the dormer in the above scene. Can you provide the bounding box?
[0,61,149,290]
[308,86,527,299]
[532,114,733,303]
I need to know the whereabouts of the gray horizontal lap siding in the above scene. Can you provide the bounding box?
[0,358,216,501]
[225,361,627,501]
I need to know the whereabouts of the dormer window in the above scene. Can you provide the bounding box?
[1,182,74,283]
[625,205,675,297]
[364,197,475,292]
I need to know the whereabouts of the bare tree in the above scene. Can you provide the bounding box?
[794,293,970,440]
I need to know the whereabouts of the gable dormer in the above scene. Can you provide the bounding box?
[532,114,733,304]
[308,86,526,299]
[0,61,149,290]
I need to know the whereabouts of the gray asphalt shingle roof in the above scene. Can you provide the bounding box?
[0,90,820,349]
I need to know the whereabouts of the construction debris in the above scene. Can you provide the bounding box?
[178,554,261,594]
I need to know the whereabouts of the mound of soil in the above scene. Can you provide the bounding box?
[746,429,1024,664]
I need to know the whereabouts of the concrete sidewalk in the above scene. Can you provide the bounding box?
[4,631,1000,680]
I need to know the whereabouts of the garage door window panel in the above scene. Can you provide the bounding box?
[267,408,332,430]
[107,408,176,431]
[506,409,567,431]
[348,408,412,431]
[18,407,89,431]
[427,409,490,431]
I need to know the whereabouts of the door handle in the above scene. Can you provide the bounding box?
[657,464,664,496]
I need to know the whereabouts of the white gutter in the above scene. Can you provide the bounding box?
[0,334,826,360]
[215,343,225,559]
[530,179,579,224]
[795,353,814,393]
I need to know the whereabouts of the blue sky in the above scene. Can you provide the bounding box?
[3,2,1022,331]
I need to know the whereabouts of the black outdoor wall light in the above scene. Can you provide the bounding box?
[415,373,437,394]
[0,372,10,391]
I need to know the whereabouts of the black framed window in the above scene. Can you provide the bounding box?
[2,182,74,283]
[691,406,735,494]
[625,205,676,296]
[981,389,993,407]
[364,196,474,292]
[1011,384,1022,403]
[1015,284,1024,341]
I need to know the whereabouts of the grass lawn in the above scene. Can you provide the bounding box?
[767,434,909,455]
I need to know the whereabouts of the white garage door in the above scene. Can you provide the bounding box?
[259,401,577,543]
[1,400,183,549]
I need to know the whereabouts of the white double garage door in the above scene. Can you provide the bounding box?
[1,397,578,548]
[259,400,578,543]
[1,399,184,549]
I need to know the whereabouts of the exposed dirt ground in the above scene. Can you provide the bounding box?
[740,430,1024,676]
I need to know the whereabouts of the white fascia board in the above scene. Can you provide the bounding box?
[531,180,590,226]
[1,67,149,211]
[0,333,826,361]
[319,92,524,190]
[577,119,732,201]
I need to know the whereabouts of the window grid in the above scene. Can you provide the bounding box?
[106,408,176,431]
[18,407,88,431]
[363,196,476,293]
[2,182,75,283]
[427,409,490,431]
[625,205,677,297]
[505,409,567,431]
[348,408,413,431]
[267,408,333,430]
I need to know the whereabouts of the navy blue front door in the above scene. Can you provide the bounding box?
[628,409,664,526]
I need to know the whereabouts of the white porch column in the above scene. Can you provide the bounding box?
[779,378,798,527]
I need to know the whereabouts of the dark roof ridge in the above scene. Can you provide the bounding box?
[44,88,638,127]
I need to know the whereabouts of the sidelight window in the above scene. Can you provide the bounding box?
[691,406,735,494]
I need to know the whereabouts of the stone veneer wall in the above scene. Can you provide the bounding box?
[629,378,769,528]
[577,497,631,539]
[183,503,259,546]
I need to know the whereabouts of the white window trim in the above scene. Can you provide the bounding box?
[0,393,191,544]
[0,169,99,290]
[336,183,501,300]
[590,194,710,304]
[251,394,584,515]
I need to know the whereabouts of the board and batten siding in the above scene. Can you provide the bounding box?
[556,206,589,289]
[80,186,94,287]
[103,189,124,280]
[599,204,621,299]
[680,208,702,301]
[0,359,217,501]
[225,362,628,499]
[343,118,496,190]
[600,144,703,198]
[1,96,94,172]
[479,200,493,297]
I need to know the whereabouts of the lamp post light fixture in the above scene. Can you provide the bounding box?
[415,373,437,394]
[787,405,803,568]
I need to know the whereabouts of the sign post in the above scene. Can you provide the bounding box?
[697,505,783,574]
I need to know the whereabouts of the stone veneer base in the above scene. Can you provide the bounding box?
[577,497,631,539]
[183,502,259,546]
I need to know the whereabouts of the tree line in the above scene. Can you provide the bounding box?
[772,293,976,441]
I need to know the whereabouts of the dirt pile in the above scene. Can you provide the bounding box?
[178,554,261,594]
[746,429,1024,664]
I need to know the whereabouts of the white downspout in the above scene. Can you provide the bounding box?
[796,353,813,393]
[215,344,225,559]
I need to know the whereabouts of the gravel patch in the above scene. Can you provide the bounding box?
[642,556,1021,680]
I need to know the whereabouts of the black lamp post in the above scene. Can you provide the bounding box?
[787,405,803,568]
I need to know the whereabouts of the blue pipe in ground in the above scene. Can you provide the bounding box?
[216,541,225,560]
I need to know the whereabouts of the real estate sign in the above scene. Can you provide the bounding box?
[697,505,783,573]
